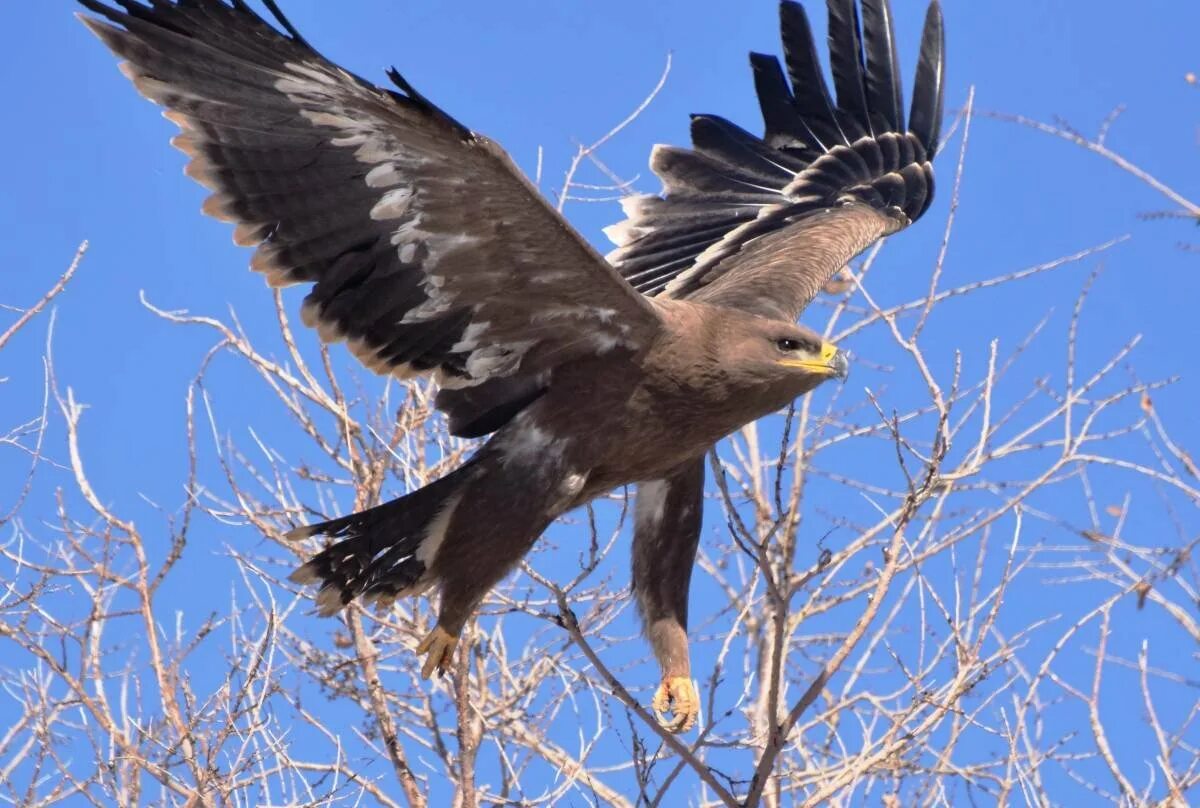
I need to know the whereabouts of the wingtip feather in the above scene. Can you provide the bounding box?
[859,0,905,132]
[825,0,872,139]
[907,0,945,155]
[776,0,843,149]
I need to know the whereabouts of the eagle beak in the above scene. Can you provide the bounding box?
[779,342,849,381]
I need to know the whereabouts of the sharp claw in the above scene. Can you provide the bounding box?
[415,626,458,680]
[651,676,699,734]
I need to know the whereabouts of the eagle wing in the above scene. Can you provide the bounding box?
[78,0,661,436]
[606,0,945,322]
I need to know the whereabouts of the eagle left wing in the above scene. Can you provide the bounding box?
[606,0,945,322]
[77,0,661,438]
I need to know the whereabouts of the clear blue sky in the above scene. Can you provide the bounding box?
[2,1,1198,802]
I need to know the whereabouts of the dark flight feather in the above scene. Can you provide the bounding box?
[749,52,812,152]
[825,0,872,140]
[860,0,904,132]
[689,115,809,177]
[908,1,946,159]
[778,1,844,149]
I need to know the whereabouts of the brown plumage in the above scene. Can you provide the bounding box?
[78,0,945,733]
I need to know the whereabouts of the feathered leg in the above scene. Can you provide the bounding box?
[414,457,569,676]
[632,457,705,733]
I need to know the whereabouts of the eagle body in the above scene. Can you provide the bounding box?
[292,300,844,631]
[78,0,945,732]
[516,300,845,496]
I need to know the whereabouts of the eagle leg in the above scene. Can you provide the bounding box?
[420,439,576,667]
[652,676,700,733]
[631,457,706,734]
[415,626,458,679]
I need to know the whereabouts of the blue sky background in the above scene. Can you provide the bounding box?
[2,1,1198,803]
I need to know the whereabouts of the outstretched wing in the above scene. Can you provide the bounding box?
[78,0,660,435]
[606,0,945,322]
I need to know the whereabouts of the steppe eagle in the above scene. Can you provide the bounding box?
[78,0,944,733]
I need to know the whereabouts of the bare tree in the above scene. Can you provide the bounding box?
[2,69,1198,808]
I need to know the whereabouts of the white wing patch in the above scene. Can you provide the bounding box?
[269,60,641,389]
[369,186,414,220]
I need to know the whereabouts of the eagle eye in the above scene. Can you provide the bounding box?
[775,337,802,352]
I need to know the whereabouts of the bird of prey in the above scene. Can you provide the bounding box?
[78,0,944,733]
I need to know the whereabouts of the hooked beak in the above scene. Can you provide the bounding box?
[779,342,850,381]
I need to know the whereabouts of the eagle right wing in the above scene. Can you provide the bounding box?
[607,0,945,322]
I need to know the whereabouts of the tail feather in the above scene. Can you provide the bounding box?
[287,465,472,615]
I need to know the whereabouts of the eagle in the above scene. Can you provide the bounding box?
[78,0,944,733]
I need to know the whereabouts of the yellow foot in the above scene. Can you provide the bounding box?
[652,676,699,733]
[415,626,458,680]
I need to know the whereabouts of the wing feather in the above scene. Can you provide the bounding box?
[779,2,845,150]
[608,0,945,321]
[79,0,661,438]
[860,0,904,132]
[908,1,946,168]
[826,0,872,140]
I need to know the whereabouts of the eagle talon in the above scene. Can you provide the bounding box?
[415,626,458,679]
[651,676,699,734]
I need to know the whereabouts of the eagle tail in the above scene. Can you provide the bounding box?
[286,464,475,616]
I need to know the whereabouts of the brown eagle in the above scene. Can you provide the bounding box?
[78,0,944,733]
